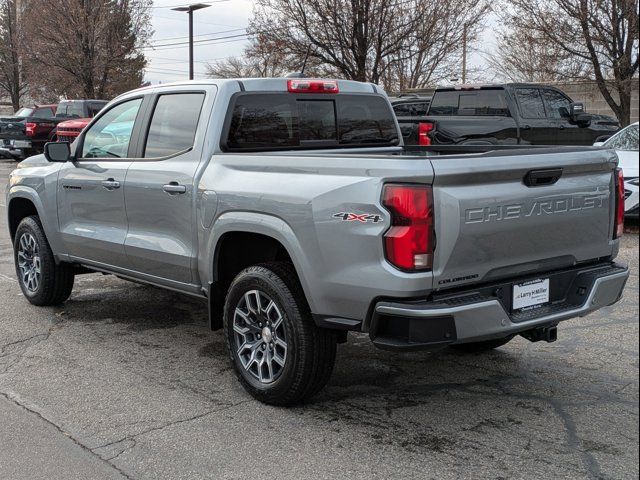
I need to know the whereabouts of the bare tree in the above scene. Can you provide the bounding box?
[21,0,152,100]
[381,0,490,90]
[245,0,488,89]
[504,0,639,125]
[206,35,293,78]
[486,26,590,83]
[0,0,26,110]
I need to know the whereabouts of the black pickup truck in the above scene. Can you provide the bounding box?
[396,83,620,146]
[0,99,106,160]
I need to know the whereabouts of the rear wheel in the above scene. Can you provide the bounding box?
[223,262,336,406]
[14,216,74,306]
[450,335,515,353]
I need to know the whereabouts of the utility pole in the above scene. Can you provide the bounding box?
[172,3,211,80]
[462,23,467,84]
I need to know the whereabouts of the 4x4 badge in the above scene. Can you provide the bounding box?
[333,212,382,223]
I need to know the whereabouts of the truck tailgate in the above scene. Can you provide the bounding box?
[430,147,619,290]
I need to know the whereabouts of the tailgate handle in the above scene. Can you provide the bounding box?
[524,168,563,187]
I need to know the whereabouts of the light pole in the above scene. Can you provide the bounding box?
[171,3,211,80]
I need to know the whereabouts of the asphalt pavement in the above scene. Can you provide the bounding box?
[0,158,638,480]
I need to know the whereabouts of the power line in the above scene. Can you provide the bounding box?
[150,27,246,43]
[140,32,251,50]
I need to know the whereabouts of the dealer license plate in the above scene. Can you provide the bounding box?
[513,278,550,310]
[10,140,31,148]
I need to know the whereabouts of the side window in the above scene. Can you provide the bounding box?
[81,98,142,159]
[144,93,205,158]
[88,103,106,117]
[542,89,572,119]
[34,107,55,117]
[516,88,546,119]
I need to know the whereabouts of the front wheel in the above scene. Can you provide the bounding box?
[223,262,336,406]
[14,216,74,306]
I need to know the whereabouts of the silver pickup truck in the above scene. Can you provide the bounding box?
[6,78,629,405]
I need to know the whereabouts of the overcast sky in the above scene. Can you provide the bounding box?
[144,0,497,85]
[144,0,253,83]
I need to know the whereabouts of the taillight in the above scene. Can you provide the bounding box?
[287,79,339,94]
[382,184,434,271]
[25,122,37,137]
[417,122,434,146]
[614,168,625,239]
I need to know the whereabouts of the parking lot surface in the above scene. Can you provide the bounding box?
[0,158,638,480]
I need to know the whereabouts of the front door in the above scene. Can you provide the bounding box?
[124,91,208,284]
[541,88,592,145]
[57,97,143,267]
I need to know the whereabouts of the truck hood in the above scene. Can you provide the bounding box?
[57,118,91,129]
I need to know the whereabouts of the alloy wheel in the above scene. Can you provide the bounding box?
[17,233,41,293]
[233,289,288,384]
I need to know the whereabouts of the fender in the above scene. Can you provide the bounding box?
[200,211,318,313]
[7,186,66,262]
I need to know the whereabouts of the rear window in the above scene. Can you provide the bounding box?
[34,107,55,117]
[393,101,430,117]
[428,90,509,116]
[56,102,85,119]
[224,94,398,151]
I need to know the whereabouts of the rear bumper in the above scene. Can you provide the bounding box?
[0,146,23,160]
[369,262,629,351]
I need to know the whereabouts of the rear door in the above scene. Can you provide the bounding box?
[429,148,617,290]
[57,97,145,266]
[514,87,555,144]
[123,88,210,284]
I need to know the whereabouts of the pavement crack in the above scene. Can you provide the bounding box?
[91,399,253,461]
[0,390,133,480]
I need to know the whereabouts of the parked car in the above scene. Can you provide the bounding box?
[396,83,620,146]
[0,104,58,160]
[0,99,107,161]
[595,122,639,218]
[53,99,109,143]
[7,78,629,405]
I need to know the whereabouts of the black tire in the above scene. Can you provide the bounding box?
[450,335,515,353]
[223,262,337,406]
[14,216,74,306]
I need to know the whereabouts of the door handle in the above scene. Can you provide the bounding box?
[559,124,565,129]
[521,124,531,130]
[163,182,187,195]
[524,168,563,187]
[101,178,120,190]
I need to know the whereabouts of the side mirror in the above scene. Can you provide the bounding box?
[570,102,585,116]
[593,141,605,147]
[44,141,71,162]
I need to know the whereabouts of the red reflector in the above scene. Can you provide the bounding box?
[417,122,434,146]
[614,168,625,239]
[25,122,37,137]
[287,79,339,94]
[382,184,434,271]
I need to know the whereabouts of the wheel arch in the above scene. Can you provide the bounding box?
[203,212,316,330]
[7,187,63,259]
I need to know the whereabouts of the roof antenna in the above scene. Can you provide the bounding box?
[285,45,312,78]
